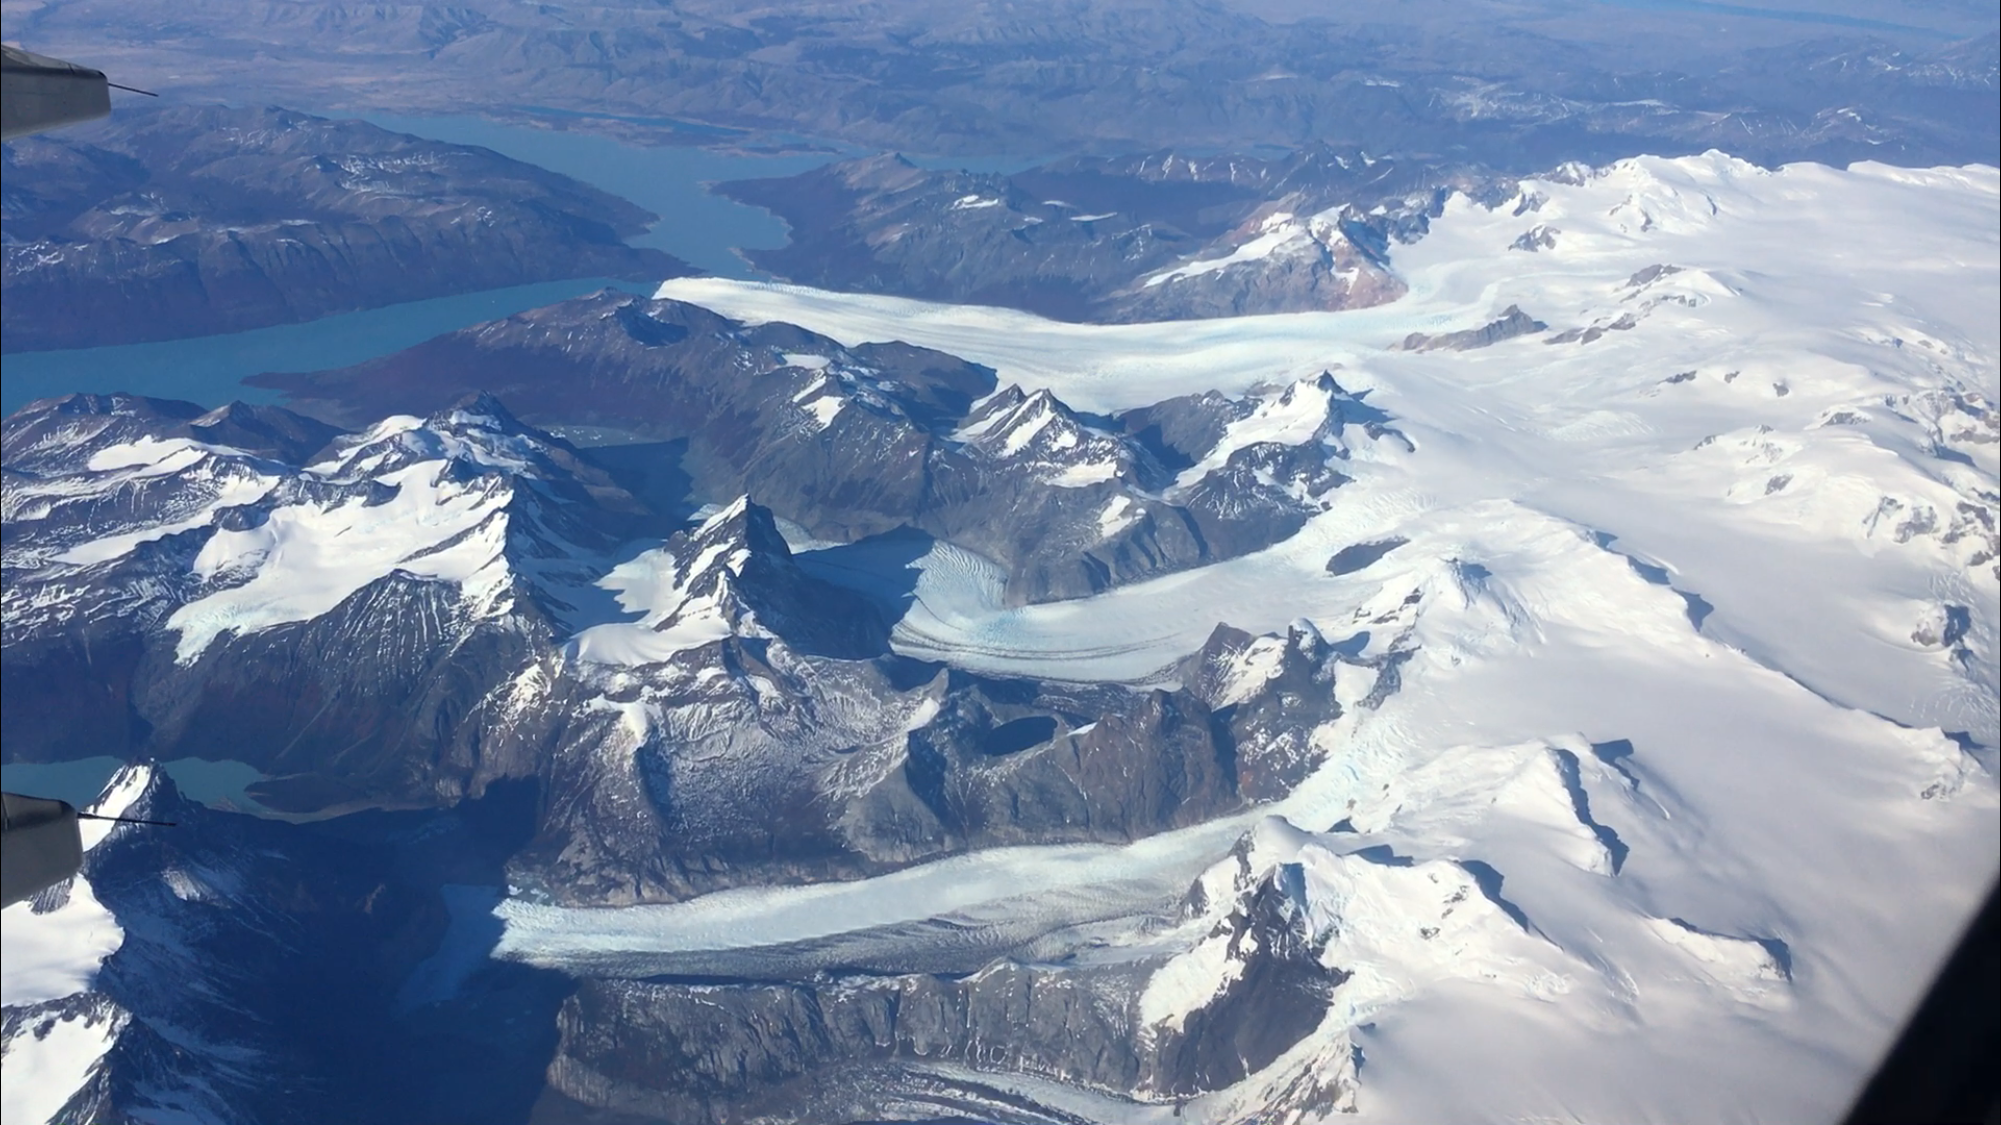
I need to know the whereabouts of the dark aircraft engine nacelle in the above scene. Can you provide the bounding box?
[1,792,86,908]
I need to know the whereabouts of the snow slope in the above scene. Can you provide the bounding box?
[1,766,154,1125]
[595,154,2001,1121]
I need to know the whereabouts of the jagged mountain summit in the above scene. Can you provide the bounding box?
[2,384,1360,904]
[249,291,1401,604]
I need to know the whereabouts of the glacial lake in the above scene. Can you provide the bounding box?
[0,276,649,414]
[363,113,841,278]
[2,113,853,414]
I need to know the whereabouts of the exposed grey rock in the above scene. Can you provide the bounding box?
[251,292,993,542]
[1175,621,1343,800]
[1399,304,1548,351]
[1326,537,1409,576]
[510,616,1342,905]
[1511,224,1560,251]
[718,150,1476,323]
[1624,263,1684,288]
[254,296,1380,606]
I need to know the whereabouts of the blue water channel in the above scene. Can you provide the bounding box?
[2,114,849,415]
[0,276,650,414]
[2,756,276,814]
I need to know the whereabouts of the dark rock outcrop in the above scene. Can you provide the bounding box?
[1399,305,1548,352]
[718,149,1471,323]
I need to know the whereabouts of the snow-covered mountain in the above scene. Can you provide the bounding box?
[5,150,1996,1125]
[715,149,1458,324]
[248,289,1396,605]
[640,153,1998,1123]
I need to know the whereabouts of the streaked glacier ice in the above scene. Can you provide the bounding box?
[608,153,2001,1122]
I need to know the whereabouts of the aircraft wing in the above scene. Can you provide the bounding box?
[1,792,85,908]
[2,44,112,141]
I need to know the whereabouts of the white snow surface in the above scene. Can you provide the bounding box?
[20,438,282,567]
[0,876,123,1011]
[0,999,128,1125]
[2,767,156,1124]
[2,766,151,1008]
[1174,375,1338,489]
[568,498,768,665]
[581,153,1997,1122]
[167,459,516,662]
[1140,209,1312,288]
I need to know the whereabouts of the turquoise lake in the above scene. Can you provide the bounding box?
[2,114,849,415]
[2,756,276,814]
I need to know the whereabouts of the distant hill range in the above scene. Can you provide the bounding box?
[1,105,690,352]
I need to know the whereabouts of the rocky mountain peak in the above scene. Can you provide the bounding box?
[65,762,185,853]
[1136,815,1346,1097]
[2,393,335,475]
[832,151,928,191]
[1179,620,1336,710]
[309,392,631,510]
[601,496,890,662]
[664,496,785,605]
[955,385,1137,481]
[432,390,523,431]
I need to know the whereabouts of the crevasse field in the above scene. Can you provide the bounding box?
[517,153,2001,1123]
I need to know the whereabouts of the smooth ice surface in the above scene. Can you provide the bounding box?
[498,818,1253,965]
